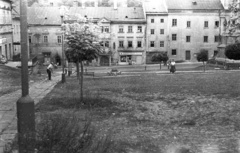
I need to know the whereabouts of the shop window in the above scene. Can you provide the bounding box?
[120,56,126,62]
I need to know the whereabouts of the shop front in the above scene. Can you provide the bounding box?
[118,51,143,65]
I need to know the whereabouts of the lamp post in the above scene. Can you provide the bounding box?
[60,7,66,83]
[17,0,35,152]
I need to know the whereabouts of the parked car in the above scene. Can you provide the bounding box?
[0,55,7,64]
[107,68,121,76]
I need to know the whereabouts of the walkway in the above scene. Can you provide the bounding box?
[0,72,61,153]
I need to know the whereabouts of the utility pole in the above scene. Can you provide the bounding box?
[60,7,66,83]
[17,0,35,152]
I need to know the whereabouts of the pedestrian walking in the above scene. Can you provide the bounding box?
[47,62,54,80]
[170,59,176,73]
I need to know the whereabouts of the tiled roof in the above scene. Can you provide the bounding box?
[27,7,145,25]
[69,7,145,20]
[28,7,62,25]
[166,0,223,10]
[143,0,168,13]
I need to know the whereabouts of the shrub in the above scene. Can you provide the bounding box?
[151,52,169,69]
[225,43,240,60]
[35,111,112,153]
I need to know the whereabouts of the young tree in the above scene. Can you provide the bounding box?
[63,14,101,103]
[196,49,208,72]
[151,52,168,70]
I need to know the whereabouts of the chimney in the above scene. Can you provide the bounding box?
[94,0,98,7]
[73,0,78,7]
[114,0,117,10]
[82,0,85,8]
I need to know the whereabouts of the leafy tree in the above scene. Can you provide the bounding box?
[151,52,168,70]
[63,16,101,103]
[196,49,208,72]
[225,43,240,60]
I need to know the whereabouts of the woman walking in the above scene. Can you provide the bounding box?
[170,59,176,73]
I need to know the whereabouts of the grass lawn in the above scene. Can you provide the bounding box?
[36,72,240,153]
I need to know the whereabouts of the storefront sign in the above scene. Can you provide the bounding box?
[119,52,142,55]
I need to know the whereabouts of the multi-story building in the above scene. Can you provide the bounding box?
[12,0,20,55]
[0,0,13,60]
[28,0,146,66]
[144,0,224,63]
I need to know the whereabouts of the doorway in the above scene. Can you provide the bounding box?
[185,50,191,60]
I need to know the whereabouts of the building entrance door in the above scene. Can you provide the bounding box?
[186,50,191,60]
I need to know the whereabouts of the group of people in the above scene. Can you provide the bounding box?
[168,59,176,73]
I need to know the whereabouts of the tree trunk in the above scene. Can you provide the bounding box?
[80,61,84,103]
[203,61,205,72]
[76,60,80,80]
[160,63,161,70]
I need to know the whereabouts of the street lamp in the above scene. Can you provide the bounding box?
[60,6,66,83]
[17,0,35,152]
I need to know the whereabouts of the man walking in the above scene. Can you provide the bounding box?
[47,62,54,80]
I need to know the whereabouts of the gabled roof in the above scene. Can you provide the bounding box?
[166,0,223,10]
[27,7,145,25]
[28,7,62,25]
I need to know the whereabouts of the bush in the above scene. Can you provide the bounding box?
[196,49,208,62]
[35,111,112,153]
[225,43,240,60]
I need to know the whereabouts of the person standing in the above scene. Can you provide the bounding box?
[170,59,176,73]
[47,62,54,80]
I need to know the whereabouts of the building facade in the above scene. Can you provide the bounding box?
[27,0,232,65]
[0,0,13,60]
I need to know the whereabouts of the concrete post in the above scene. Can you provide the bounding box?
[109,55,111,66]
[17,0,35,152]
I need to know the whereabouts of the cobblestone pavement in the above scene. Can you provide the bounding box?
[0,72,61,153]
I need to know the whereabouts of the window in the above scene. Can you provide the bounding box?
[128,26,133,33]
[187,21,191,28]
[160,29,164,34]
[150,41,154,47]
[204,21,208,28]
[172,49,177,55]
[151,19,154,23]
[204,36,208,42]
[215,21,219,28]
[214,50,218,56]
[101,26,104,33]
[172,19,177,26]
[128,41,133,48]
[151,29,154,34]
[137,26,142,32]
[160,41,164,47]
[105,41,109,47]
[186,36,191,42]
[57,36,62,44]
[161,19,164,23]
[43,35,48,43]
[113,42,116,49]
[29,36,32,43]
[105,26,109,33]
[214,36,220,42]
[137,41,142,47]
[119,26,124,33]
[172,34,177,41]
[119,41,124,48]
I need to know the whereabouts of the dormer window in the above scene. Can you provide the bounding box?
[125,16,128,18]
[192,1,197,5]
